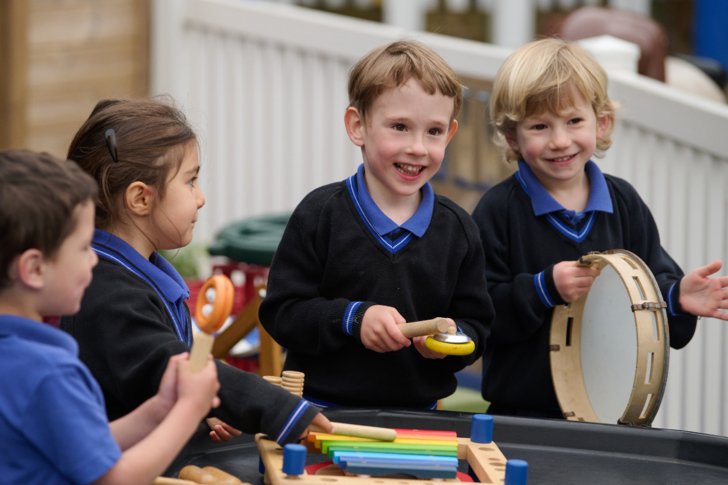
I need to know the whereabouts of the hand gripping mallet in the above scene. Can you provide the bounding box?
[189,274,235,372]
[398,317,475,356]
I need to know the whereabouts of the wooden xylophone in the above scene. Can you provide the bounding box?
[256,414,513,484]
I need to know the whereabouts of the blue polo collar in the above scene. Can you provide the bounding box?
[91,229,191,346]
[353,163,434,238]
[0,315,78,354]
[515,159,613,217]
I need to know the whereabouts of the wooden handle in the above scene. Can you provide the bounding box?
[153,478,198,485]
[201,466,247,485]
[311,421,397,441]
[179,465,248,484]
[398,317,453,338]
[188,332,214,372]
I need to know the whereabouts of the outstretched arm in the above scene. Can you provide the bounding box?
[679,260,728,320]
[99,356,219,484]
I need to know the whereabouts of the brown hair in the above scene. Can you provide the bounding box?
[67,97,197,229]
[489,37,616,162]
[0,150,97,288]
[348,40,463,122]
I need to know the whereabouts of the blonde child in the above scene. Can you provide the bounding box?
[471,38,728,418]
[61,98,330,443]
[259,40,494,408]
[0,149,219,483]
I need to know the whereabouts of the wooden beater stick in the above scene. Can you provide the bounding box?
[310,422,398,441]
[398,317,454,338]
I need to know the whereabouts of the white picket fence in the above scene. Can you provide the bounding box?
[151,0,728,436]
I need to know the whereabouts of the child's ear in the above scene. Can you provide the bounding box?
[125,181,154,216]
[596,112,613,139]
[446,119,459,144]
[505,133,520,152]
[14,249,46,290]
[344,107,365,147]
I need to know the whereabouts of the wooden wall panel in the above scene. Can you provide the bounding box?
[0,0,29,149]
[0,0,150,156]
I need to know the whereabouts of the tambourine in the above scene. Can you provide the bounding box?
[550,249,669,426]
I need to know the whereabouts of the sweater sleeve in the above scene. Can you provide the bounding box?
[259,189,372,356]
[471,184,552,345]
[61,261,319,440]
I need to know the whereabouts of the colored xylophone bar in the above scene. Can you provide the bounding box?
[307,429,460,479]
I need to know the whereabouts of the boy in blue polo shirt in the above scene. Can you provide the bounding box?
[0,149,220,484]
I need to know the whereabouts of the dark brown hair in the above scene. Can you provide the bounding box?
[67,97,197,229]
[0,149,97,288]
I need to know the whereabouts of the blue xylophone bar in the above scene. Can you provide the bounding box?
[334,450,458,479]
[332,451,458,468]
[341,461,458,479]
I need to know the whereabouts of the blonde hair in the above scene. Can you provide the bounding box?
[348,40,463,122]
[489,37,616,162]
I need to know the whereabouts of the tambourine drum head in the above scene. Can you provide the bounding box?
[581,264,637,423]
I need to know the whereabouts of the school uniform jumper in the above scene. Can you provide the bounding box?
[259,165,495,408]
[471,161,697,417]
[61,230,317,444]
[0,315,120,484]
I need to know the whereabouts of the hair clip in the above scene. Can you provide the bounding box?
[104,128,119,164]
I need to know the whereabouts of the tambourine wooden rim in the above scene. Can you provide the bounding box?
[550,249,670,426]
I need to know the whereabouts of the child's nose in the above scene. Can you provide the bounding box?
[550,127,571,149]
[197,188,206,208]
[406,134,427,156]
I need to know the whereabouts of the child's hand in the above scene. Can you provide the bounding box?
[206,417,242,443]
[177,355,220,418]
[153,353,188,419]
[679,260,728,320]
[301,411,334,439]
[411,336,448,359]
[553,261,600,303]
[360,305,410,352]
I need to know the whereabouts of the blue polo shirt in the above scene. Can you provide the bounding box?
[516,159,613,226]
[92,229,192,346]
[346,163,434,254]
[0,315,120,484]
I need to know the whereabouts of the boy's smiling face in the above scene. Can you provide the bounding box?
[346,78,457,207]
[508,92,610,191]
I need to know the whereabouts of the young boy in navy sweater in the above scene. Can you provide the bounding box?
[471,38,728,418]
[0,149,220,484]
[260,40,495,408]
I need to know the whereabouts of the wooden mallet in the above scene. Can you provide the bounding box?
[309,422,398,441]
[189,274,235,372]
[398,317,475,356]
